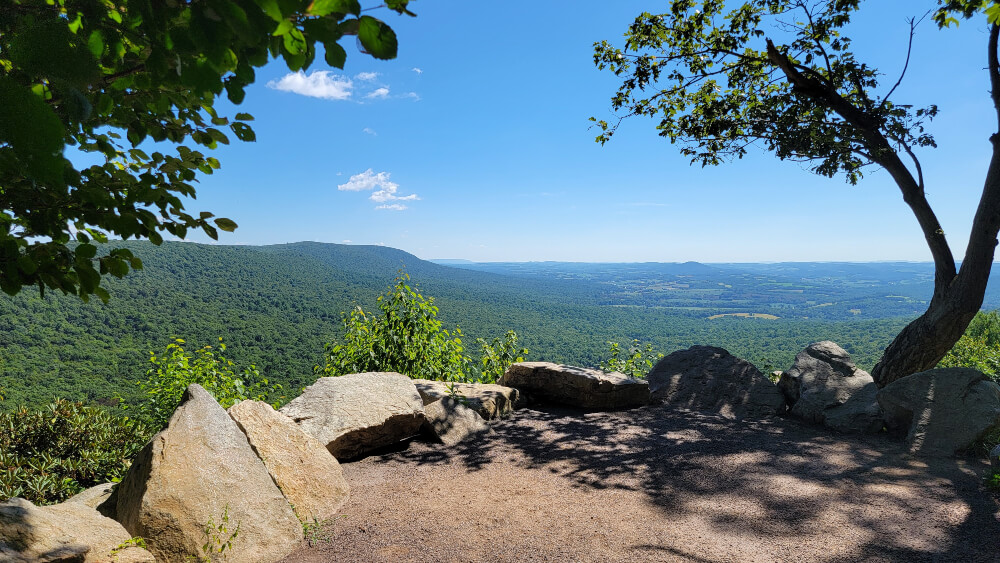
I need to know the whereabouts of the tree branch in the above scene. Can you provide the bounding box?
[766,38,957,292]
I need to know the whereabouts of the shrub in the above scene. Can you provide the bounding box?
[318,273,526,383]
[0,399,152,505]
[126,338,282,430]
[939,310,1000,380]
[600,340,663,379]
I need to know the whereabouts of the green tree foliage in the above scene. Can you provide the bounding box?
[127,338,282,429]
[0,0,413,300]
[939,310,1000,380]
[0,399,152,504]
[319,273,527,383]
[592,1,1000,386]
[600,340,664,379]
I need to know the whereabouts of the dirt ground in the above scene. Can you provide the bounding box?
[280,403,1000,563]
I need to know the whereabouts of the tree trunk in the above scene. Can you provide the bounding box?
[871,273,987,387]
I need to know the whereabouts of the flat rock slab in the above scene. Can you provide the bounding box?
[422,397,493,446]
[413,379,523,420]
[877,367,1000,457]
[104,384,302,563]
[279,372,425,460]
[229,400,351,523]
[646,345,785,419]
[778,341,881,433]
[501,362,649,410]
[0,497,154,563]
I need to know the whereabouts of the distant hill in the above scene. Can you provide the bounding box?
[0,241,935,409]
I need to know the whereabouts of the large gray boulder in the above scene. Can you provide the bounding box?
[877,367,1000,457]
[0,497,154,563]
[422,397,493,446]
[779,341,882,432]
[229,400,350,523]
[646,346,785,419]
[103,384,302,563]
[279,372,425,460]
[413,379,523,420]
[501,362,649,410]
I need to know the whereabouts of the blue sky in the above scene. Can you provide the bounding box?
[176,1,996,263]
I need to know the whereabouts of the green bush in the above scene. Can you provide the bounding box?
[0,399,152,505]
[318,273,526,383]
[600,340,663,379]
[126,338,282,430]
[939,310,1000,380]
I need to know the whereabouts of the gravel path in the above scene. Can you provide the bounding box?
[281,404,1000,562]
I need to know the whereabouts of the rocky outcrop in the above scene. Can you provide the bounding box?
[779,341,882,433]
[422,397,493,446]
[413,379,523,420]
[877,368,1000,457]
[228,400,350,522]
[0,497,154,562]
[646,346,785,419]
[103,384,302,563]
[279,372,425,460]
[67,483,116,510]
[501,362,649,410]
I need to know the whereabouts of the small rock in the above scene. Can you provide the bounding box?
[779,341,882,433]
[646,345,785,419]
[877,367,1000,457]
[412,379,522,420]
[66,483,116,510]
[229,400,350,523]
[279,372,425,460]
[422,397,493,446]
[0,497,155,563]
[501,362,649,410]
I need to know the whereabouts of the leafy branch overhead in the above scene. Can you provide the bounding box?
[0,0,413,300]
[593,1,1000,387]
[592,0,941,184]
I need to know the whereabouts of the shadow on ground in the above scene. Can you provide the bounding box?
[372,402,999,562]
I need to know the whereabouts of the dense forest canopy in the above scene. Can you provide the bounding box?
[0,241,936,409]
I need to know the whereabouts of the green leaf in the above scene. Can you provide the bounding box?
[234,113,255,121]
[76,244,97,259]
[230,122,257,142]
[16,256,37,276]
[253,0,284,22]
[87,30,105,58]
[357,16,397,60]
[324,42,347,68]
[215,218,238,232]
[308,0,360,17]
[0,77,66,186]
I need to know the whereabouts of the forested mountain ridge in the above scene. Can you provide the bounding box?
[0,241,935,409]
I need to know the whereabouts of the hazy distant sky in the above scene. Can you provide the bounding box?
[173,1,996,262]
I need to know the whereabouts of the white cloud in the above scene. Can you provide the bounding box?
[355,71,379,81]
[337,169,419,210]
[402,91,420,101]
[266,71,352,100]
[342,239,352,243]
[365,87,390,99]
[363,127,377,136]
[411,67,423,74]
